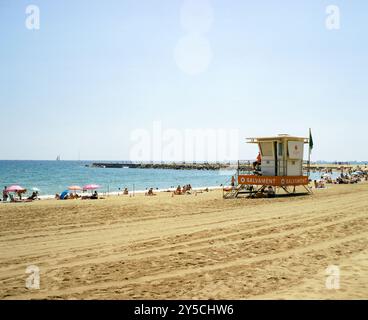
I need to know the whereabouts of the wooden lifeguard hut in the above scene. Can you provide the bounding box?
[224,134,312,198]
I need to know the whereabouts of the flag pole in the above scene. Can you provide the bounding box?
[308,128,311,177]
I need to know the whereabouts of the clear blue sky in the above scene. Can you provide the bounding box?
[1,0,367,161]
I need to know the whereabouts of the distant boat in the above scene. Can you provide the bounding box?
[56,155,61,161]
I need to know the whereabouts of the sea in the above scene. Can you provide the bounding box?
[0,160,339,197]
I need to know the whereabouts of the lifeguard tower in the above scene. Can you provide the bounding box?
[224,134,312,198]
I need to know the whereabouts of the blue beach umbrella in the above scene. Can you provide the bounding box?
[60,190,68,200]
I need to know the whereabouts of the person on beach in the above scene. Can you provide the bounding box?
[174,185,182,195]
[266,186,275,198]
[81,191,98,200]
[2,187,8,202]
[69,193,79,199]
[314,180,325,188]
[90,191,98,199]
[145,188,156,196]
[253,152,261,170]
[231,176,235,187]
[123,187,129,195]
[186,184,192,193]
[9,194,15,202]
[27,191,38,200]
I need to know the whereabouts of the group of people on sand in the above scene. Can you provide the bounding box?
[313,170,367,188]
[145,188,156,196]
[335,175,360,184]
[55,193,80,200]
[313,180,326,189]
[248,185,275,198]
[118,187,129,195]
[144,184,193,196]
[1,186,39,203]
[55,190,99,200]
[173,184,192,195]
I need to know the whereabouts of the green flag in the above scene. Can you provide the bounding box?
[309,128,314,151]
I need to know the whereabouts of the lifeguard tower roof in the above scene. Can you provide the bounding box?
[246,134,309,144]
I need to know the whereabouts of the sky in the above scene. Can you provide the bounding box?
[0,0,367,161]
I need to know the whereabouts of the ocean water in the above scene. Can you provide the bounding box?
[0,161,234,196]
[0,161,338,197]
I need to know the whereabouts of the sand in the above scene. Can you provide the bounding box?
[0,183,368,300]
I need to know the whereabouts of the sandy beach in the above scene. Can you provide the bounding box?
[1,182,368,300]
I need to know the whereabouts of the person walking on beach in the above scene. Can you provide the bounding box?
[2,186,8,202]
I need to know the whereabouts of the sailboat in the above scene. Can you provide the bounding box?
[56,155,61,161]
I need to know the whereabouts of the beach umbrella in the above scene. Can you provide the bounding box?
[6,185,25,192]
[60,190,69,200]
[83,184,101,191]
[68,185,82,191]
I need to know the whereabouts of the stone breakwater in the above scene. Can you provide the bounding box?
[89,162,250,171]
[89,162,368,172]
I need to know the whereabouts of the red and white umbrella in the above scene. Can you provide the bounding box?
[6,185,25,192]
[83,184,101,191]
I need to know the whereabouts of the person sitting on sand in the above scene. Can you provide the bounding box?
[90,191,98,199]
[7,193,30,203]
[315,180,325,188]
[184,184,192,194]
[145,188,156,196]
[173,185,182,195]
[326,177,332,184]
[9,194,17,202]
[336,177,343,184]
[27,191,38,200]
[266,186,275,198]
[123,187,129,195]
[313,180,318,189]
